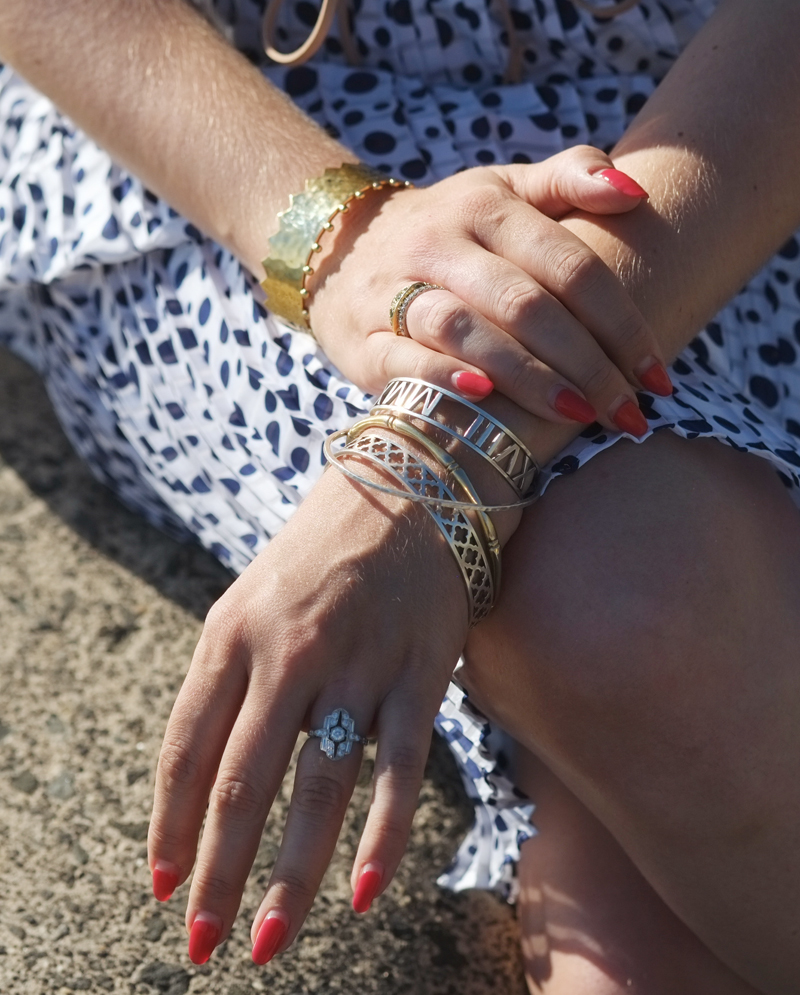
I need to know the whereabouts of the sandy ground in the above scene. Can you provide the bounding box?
[0,348,527,995]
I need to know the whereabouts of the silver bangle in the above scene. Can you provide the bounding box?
[334,432,496,625]
[372,378,540,498]
[347,412,501,592]
[323,429,538,512]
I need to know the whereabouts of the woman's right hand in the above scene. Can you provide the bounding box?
[308,145,672,436]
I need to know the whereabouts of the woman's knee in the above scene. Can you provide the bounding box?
[462,433,800,831]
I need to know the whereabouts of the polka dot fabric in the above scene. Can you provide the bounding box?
[4,0,800,901]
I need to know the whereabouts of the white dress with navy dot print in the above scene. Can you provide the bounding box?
[3,0,800,900]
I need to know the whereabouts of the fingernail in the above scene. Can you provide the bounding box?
[252,913,288,966]
[188,914,222,965]
[353,862,383,914]
[636,358,673,396]
[598,168,649,199]
[611,398,649,437]
[151,860,180,902]
[550,386,597,424]
[453,371,494,399]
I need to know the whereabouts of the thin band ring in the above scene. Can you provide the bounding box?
[389,282,444,336]
[308,708,373,760]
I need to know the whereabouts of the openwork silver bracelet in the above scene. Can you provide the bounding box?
[329,431,495,624]
[372,378,540,498]
[347,412,501,591]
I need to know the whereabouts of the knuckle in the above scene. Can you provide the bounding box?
[458,182,507,231]
[147,822,188,853]
[495,281,546,328]
[203,596,248,641]
[613,310,650,356]
[271,869,317,908]
[157,736,204,788]
[415,293,470,349]
[370,818,409,853]
[564,143,600,165]
[198,599,252,663]
[292,773,346,818]
[578,356,617,399]
[211,774,266,822]
[405,345,438,386]
[551,247,606,299]
[370,333,396,389]
[195,870,242,904]
[506,355,541,399]
[379,744,426,786]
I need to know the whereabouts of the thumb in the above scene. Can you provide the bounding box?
[493,144,649,219]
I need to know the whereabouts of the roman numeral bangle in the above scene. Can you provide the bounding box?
[372,377,541,499]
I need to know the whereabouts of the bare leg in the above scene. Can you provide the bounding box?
[461,432,800,994]
[513,747,762,994]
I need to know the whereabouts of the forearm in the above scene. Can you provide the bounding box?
[0,0,355,275]
[565,0,800,363]
[338,0,800,549]
[491,0,800,481]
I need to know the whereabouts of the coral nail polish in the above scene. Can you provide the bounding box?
[453,371,494,399]
[252,915,287,966]
[551,387,597,424]
[638,361,674,396]
[353,866,382,914]
[598,168,649,199]
[612,399,649,437]
[188,916,221,965]
[152,861,180,902]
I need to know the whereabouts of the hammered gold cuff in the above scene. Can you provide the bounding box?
[260,164,412,332]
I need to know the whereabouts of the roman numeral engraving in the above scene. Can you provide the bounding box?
[374,378,539,497]
[379,379,443,418]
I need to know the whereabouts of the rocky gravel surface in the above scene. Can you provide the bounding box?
[0,348,527,995]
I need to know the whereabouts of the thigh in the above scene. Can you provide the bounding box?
[462,431,800,993]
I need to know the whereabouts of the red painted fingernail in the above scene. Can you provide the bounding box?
[637,360,673,396]
[612,399,649,437]
[152,861,180,902]
[452,371,494,399]
[188,915,221,965]
[598,168,649,199]
[551,387,597,424]
[252,914,287,966]
[353,865,382,914]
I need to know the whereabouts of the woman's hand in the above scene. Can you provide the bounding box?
[309,146,672,436]
[147,462,470,965]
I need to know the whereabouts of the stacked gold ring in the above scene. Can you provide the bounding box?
[388,282,444,337]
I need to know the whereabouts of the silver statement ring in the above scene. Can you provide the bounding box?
[308,708,372,760]
[389,282,444,337]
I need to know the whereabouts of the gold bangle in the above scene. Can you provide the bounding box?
[348,413,502,593]
[261,164,412,333]
[335,431,496,625]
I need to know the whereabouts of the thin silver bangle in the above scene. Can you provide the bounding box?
[323,429,539,512]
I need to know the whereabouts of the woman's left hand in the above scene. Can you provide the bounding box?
[147,460,474,965]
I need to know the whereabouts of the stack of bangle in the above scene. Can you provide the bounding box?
[264,169,539,624]
[324,378,541,625]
